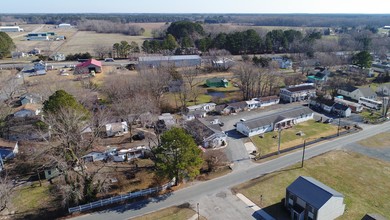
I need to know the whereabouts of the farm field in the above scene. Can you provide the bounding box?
[233,150,390,219]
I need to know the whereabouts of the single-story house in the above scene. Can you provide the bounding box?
[206,77,229,88]
[186,103,216,113]
[74,59,102,74]
[13,103,42,118]
[211,57,234,70]
[58,23,72,28]
[272,57,293,69]
[51,53,66,61]
[337,85,377,101]
[138,55,201,68]
[113,146,148,162]
[236,106,314,137]
[44,165,62,180]
[34,60,47,71]
[82,147,117,162]
[285,176,345,220]
[105,122,128,137]
[376,83,390,96]
[158,113,176,128]
[12,51,27,59]
[183,110,207,121]
[259,96,280,107]
[280,83,316,103]
[20,93,42,105]
[332,103,351,117]
[246,99,261,109]
[0,139,18,160]
[334,97,363,113]
[185,119,227,148]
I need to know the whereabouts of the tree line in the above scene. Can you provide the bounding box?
[0,32,15,59]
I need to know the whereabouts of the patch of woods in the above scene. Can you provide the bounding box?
[77,20,145,36]
[0,32,15,59]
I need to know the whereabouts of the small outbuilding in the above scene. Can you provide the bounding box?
[206,77,229,88]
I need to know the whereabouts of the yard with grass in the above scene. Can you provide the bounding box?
[360,110,384,123]
[250,120,338,156]
[233,150,390,219]
[131,203,206,220]
[358,131,390,148]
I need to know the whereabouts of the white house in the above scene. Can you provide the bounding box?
[236,106,314,137]
[0,26,23,32]
[272,57,293,69]
[185,119,227,148]
[280,83,316,103]
[51,53,66,61]
[337,85,377,101]
[158,113,176,127]
[113,146,148,162]
[285,176,345,220]
[259,95,280,107]
[376,84,390,96]
[332,103,352,117]
[105,122,128,137]
[186,103,216,112]
[13,103,42,118]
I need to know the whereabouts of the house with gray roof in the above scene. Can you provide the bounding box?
[138,55,201,68]
[236,106,313,137]
[376,83,390,96]
[285,176,345,220]
[184,119,227,148]
[338,85,377,101]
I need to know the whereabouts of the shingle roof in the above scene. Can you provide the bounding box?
[240,106,313,130]
[76,59,102,68]
[359,87,376,97]
[287,176,344,209]
[341,84,358,93]
[228,101,248,109]
[206,77,227,83]
[285,85,316,92]
[333,103,350,111]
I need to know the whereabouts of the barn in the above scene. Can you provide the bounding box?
[74,59,102,74]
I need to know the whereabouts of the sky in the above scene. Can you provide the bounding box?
[1,0,390,14]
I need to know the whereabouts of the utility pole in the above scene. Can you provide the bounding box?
[197,203,200,220]
[337,114,341,136]
[301,139,307,168]
[277,128,281,154]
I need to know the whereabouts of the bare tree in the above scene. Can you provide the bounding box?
[93,45,112,59]
[138,67,172,108]
[0,174,13,212]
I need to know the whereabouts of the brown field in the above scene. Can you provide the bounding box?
[358,131,390,148]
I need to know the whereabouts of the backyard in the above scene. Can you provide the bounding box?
[250,120,338,156]
[233,150,390,219]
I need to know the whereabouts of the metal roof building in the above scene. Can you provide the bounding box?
[138,55,201,68]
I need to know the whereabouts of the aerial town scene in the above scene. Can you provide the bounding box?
[0,0,390,220]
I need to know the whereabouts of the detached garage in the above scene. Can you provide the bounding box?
[74,59,102,74]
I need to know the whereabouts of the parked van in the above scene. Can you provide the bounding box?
[104,58,115,62]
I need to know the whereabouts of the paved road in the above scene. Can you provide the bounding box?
[73,121,390,220]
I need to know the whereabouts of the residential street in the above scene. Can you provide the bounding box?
[72,121,390,220]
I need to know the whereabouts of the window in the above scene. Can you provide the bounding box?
[48,170,52,175]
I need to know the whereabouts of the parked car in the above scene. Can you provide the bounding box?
[132,131,145,140]
[323,118,333,124]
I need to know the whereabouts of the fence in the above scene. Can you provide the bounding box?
[68,178,175,213]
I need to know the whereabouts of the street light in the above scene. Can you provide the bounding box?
[277,128,281,154]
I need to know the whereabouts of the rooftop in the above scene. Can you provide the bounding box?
[76,59,102,68]
[287,176,344,209]
[284,84,316,93]
[139,55,201,62]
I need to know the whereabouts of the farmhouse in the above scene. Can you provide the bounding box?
[285,176,345,220]
[337,85,377,101]
[0,26,23,32]
[74,59,102,74]
[206,77,229,87]
[280,83,316,103]
[185,119,227,148]
[272,57,293,69]
[105,122,128,137]
[236,106,313,137]
[138,55,201,68]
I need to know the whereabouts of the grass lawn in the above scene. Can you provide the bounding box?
[11,181,58,216]
[250,120,338,156]
[360,110,383,123]
[131,204,206,220]
[358,132,390,148]
[233,150,390,219]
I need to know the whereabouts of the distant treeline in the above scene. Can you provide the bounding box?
[2,14,390,27]
[77,20,145,36]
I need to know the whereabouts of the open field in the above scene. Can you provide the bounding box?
[131,203,206,220]
[250,120,338,156]
[358,131,390,148]
[233,150,390,219]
